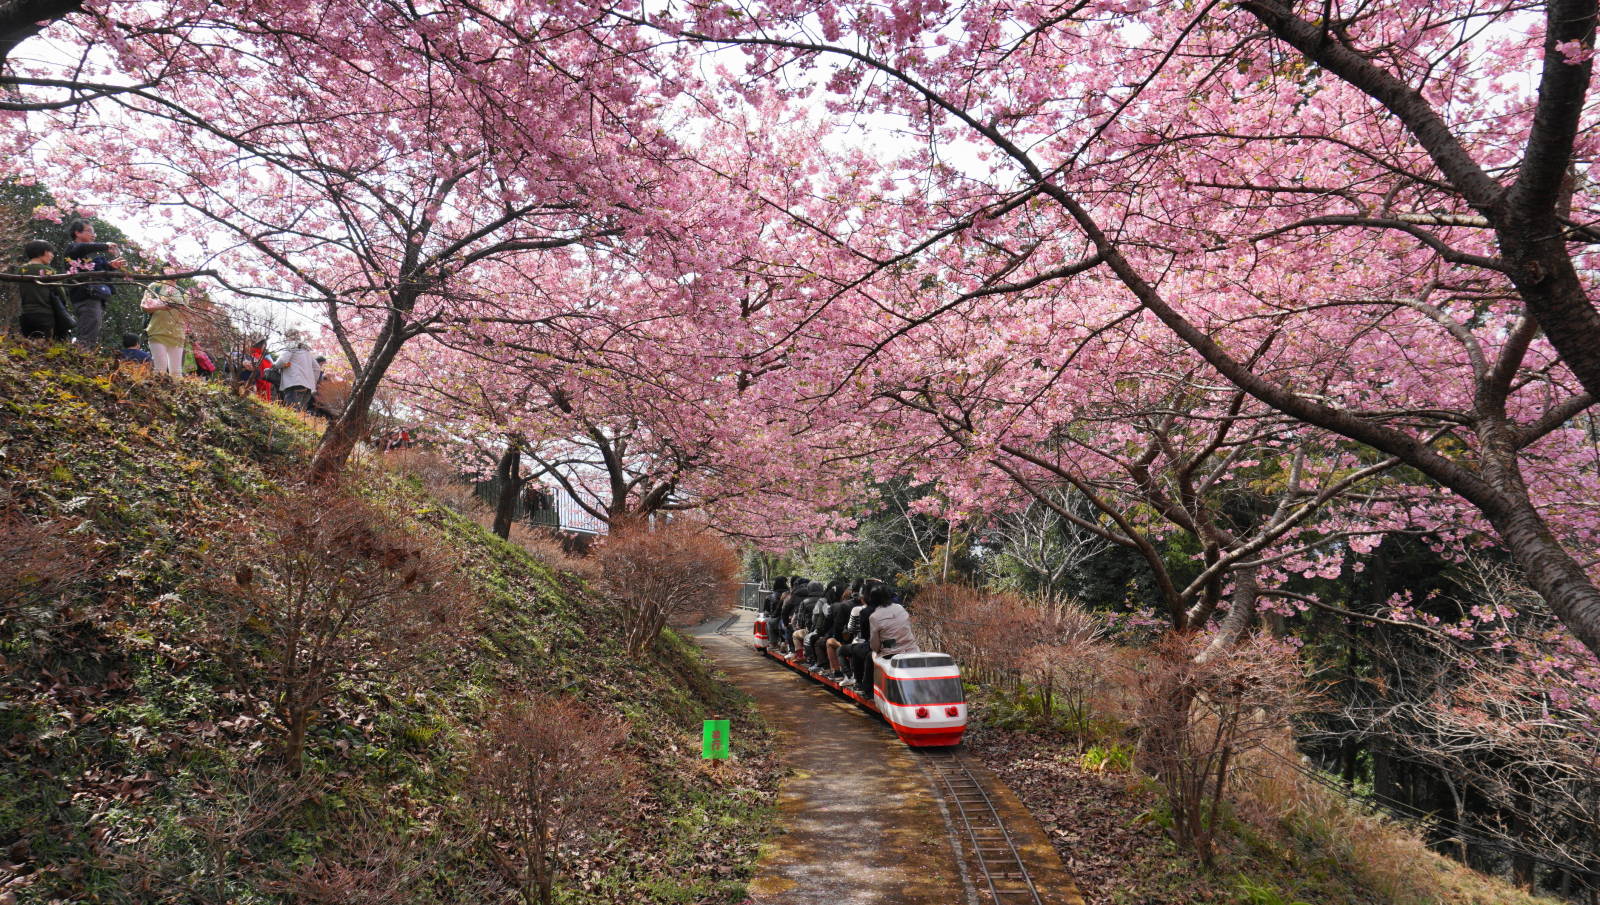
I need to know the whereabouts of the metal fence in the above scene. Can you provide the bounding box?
[737,582,767,611]
[472,477,607,535]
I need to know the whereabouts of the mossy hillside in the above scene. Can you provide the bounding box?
[0,339,774,904]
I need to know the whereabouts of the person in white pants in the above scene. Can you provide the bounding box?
[142,282,187,377]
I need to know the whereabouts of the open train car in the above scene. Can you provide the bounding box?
[751,614,966,747]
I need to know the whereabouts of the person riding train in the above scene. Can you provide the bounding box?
[841,583,891,691]
[823,579,862,680]
[754,578,963,748]
[789,580,825,661]
[803,581,843,667]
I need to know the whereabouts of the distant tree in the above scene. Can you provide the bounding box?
[977,489,1113,598]
[799,479,951,585]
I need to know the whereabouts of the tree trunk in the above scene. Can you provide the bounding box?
[1485,491,1600,660]
[285,708,308,775]
[0,1,83,66]
[308,323,403,483]
[1195,567,1258,663]
[492,437,525,540]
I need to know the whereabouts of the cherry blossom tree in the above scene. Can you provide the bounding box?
[24,1,696,480]
[637,0,1600,659]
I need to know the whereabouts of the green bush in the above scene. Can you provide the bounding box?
[1081,742,1134,773]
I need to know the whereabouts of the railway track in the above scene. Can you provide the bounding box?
[916,749,1045,905]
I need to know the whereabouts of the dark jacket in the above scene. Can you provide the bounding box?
[810,582,831,629]
[827,591,856,640]
[762,582,787,617]
[17,262,69,320]
[780,590,803,625]
[61,242,115,304]
[855,601,886,650]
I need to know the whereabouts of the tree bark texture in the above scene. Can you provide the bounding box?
[493,436,525,540]
[0,0,82,67]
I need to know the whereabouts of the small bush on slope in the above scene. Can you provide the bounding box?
[0,339,773,904]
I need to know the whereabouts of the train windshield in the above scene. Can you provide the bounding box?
[888,677,964,706]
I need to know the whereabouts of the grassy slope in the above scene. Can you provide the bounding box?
[0,340,774,904]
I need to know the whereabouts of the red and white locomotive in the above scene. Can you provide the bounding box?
[752,614,967,747]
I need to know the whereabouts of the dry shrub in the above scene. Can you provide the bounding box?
[1228,733,1557,905]
[1232,733,1433,903]
[284,815,433,905]
[212,485,472,772]
[469,693,636,905]
[108,764,316,902]
[0,507,97,614]
[916,584,1113,734]
[1133,631,1308,867]
[506,522,600,580]
[383,447,486,516]
[595,520,738,656]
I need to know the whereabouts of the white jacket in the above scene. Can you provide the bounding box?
[275,347,319,391]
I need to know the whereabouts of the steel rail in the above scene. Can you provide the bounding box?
[917,750,1044,905]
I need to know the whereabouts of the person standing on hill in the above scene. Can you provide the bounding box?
[16,240,73,341]
[273,332,319,411]
[241,338,273,400]
[62,220,122,350]
[141,282,187,377]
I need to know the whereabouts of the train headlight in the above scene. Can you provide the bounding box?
[915,706,929,719]
[945,706,960,717]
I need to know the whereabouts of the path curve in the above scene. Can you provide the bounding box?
[689,613,1084,905]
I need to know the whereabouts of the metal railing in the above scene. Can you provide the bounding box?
[737,582,767,611]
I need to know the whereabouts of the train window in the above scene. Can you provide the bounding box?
[892,654,954,669]
[885,677,964,706]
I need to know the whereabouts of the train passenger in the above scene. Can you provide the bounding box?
[805,581,844,666]
[824,579,861,679]
[761,577,788,646]
[837,581,869,682]
[762,577,788,619]
[777,576,805,653]
[789,580,825,662]
[870,593,921,657]
[842,584,892,691]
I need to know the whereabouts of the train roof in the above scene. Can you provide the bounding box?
[879,652,960,679]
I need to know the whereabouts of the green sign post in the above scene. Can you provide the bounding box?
[702,719,731,760]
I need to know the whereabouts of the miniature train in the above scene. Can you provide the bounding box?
[752,614,967,747]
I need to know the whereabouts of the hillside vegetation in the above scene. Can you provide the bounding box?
[0,339,773,904]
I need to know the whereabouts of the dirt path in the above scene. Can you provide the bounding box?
[688,613,1083,905]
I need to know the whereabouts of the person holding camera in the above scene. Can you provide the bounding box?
[62,219,124,349]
